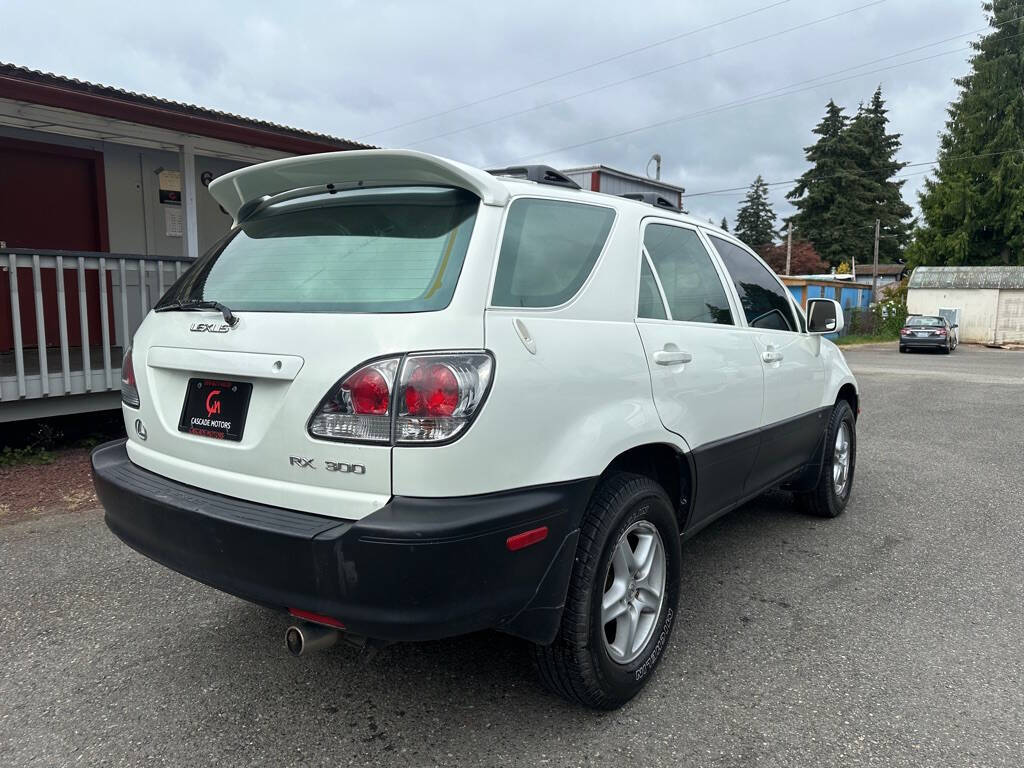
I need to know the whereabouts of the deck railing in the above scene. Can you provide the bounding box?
[1,248,192,405]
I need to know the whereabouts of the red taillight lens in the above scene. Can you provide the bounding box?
[309,352,493,445]
[936,328,947,336]
[900,328,911,336]
[404,363,459,417]
[347,367,391,415]
[395,353,493,444]
[121,346,140,408]
[308,357,399,443]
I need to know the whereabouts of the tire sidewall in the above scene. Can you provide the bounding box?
[587,487,680,697]
[825,402,857,513]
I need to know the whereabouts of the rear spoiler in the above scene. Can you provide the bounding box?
[208,149,511,224]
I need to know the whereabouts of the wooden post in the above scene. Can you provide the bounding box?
[785,221,792,276]
[871,218,880,301]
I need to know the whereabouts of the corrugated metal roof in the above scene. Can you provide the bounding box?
[0,62,374,150]
[909,265,1024,290]
[560,164,684,194]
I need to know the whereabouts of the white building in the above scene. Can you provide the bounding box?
[907,266,1024,345]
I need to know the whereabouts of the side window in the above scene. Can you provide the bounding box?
[638,257,667,319]
[642,224,733,325]
[708,235,798,332]
[491,198,615,307]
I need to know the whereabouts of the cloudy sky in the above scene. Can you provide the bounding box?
[3,0,987,227]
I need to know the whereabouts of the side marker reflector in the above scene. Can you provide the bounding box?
[506,526,549,552]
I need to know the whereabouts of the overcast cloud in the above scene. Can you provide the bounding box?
[2,0,985,228]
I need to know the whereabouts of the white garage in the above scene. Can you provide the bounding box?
[907,266,1024,345]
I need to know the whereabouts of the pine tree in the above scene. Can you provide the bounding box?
[720,216,729,232]
[787,100,875,266]
[846,87,913,262]
[907,1,1024,266]
[734,175,778,248]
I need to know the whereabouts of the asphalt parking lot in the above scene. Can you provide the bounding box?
[2,343,1022,767]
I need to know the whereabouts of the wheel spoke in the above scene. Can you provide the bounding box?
[632,533,656,579]
[602,576,628,625]
[636,583,661,612]
[612,537,632,580]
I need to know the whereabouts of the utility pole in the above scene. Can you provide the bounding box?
[871,218,880,301]
[785,221,792,276]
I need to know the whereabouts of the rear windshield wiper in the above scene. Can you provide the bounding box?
[155,299,238,326]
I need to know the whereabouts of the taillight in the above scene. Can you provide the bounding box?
[899,328,911,336]
[308,352,493,445]
[395,353,493,444]
[121,346,140,408]
[308,357,399,443]
[935,328,947,336]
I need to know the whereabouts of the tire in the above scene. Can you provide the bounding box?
[532,472,680,710]
[795,400,856,518]
[899,345,907,353]
[942,341,951,354]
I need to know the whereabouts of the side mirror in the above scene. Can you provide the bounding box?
[807,298,844,334]
[952,323,959,328]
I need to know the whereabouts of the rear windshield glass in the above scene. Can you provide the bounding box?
[491,198,615,308]
[907,316,943,326]
[158,187,478,313]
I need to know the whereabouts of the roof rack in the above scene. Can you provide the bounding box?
[485,165,580,189]
[619,192,678,211]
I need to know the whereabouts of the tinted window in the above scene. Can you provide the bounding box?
[638,257,667,319]
[492,199,615,307]
[907,316,944,326]
[708,236,797,332]
[643,225,733,325]
[158,187,477,313]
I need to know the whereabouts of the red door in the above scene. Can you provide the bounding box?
[0,137,112,353]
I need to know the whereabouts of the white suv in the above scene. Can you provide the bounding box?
[92,150,858,709]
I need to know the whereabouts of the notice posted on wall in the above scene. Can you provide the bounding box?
[158,170,182,205]
[165,207,183,237]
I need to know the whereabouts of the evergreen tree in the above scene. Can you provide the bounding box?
[846,87,913,262]
[720,216,729,232]
[907,1,1024,266]
[787,100,875,266]
[734,175,778,248]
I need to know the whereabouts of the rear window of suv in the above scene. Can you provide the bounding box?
[491,198,615,308]
[159,187,478,313]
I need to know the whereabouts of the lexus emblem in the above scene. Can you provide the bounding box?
[190,322,232,333]
[134,419,148,441]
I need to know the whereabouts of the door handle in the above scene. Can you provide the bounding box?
[654,349,693,366]
[762,347,784,364]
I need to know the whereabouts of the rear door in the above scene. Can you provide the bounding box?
[705,234,827,489]
[634,220,764,521]
[126,186,483,520]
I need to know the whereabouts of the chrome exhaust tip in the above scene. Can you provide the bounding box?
[285,622,339,657]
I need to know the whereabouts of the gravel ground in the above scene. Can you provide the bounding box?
[1,343,1021,767]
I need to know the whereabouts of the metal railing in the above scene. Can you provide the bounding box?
[2,248,192,403]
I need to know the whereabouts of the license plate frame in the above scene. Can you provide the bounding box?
[178,378,253,442]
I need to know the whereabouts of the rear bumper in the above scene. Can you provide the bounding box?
[900,336,947,347]
[92,440,593,644]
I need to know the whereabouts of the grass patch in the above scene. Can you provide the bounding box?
[0,445,55,468]
[835,333,898,347]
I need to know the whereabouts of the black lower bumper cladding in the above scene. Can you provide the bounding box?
[92,440,594,644]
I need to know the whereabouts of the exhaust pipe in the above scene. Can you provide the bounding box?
[285,622,339,656]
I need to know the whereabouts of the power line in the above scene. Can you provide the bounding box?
[354,0,794,139]
[509,18,1024,165]
[685,148,1024,198]
[508,44,971,163]
[403,0,887,147]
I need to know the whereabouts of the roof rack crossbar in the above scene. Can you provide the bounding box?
[485,165,580,189]
[619,192,678,211]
